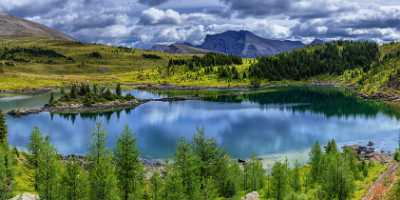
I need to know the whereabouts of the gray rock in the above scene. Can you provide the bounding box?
[9,193,38,200]
[241,191,260,200]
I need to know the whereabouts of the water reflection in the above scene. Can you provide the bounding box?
[5,87,400,160]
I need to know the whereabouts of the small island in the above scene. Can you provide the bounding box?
[45,83,139,114]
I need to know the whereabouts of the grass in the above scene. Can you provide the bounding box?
[0,37,257,91]
[353,162,387,200]
[13,152,35,195]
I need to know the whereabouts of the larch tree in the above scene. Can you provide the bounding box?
[61,157,89,200]
[271,161,289,200]
[309,141,323,183]
[0,144,14,200]
[88,124,120,200]
[36,137,61,200]
[114,126,144,200]
[0,110,7,144]
[174,139,201,199]
[150,172,163,200]
[28,127,45,191]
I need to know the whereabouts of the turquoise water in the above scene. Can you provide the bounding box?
[2,87,400,160]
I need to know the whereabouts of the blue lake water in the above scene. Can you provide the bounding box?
[2,87,400,162]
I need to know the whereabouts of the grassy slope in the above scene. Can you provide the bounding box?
[0,38,253,91]
[337,42,400,96]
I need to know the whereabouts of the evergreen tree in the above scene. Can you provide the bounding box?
[162,167,186,200]
[0,110,7,144]
[37,137,61,200]
[150,172,163,200]
[271,161,289,200]
[192,129,233,197]
[325,139,338,154]
[174,139,201,199]
[28,127,45,191]
[0,145,14,200]
[309,141,323,183]
[320,154,354,200]
[116,84,122,97]
[49,92,55,105]
[88,124,120,200]
[291,161,302,192]
[114,126,144,200]
[197,177,218,200]
[244,156,265,192]
[61,157,89,200]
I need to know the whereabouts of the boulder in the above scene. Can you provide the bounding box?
[241,191,260,200]
[9,193,38,200]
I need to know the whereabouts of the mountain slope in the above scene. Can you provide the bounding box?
[0,12,74,41]
[198,30,304,57]
[151,43,210,54]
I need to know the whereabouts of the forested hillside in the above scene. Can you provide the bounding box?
[249,41,379,80]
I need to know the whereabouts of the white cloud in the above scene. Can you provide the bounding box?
[139,8,182,25]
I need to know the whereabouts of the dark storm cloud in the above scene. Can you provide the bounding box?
[1,0,400,46]
[138,0,170,6]
[4,0,67,17]
[220,0,291,17]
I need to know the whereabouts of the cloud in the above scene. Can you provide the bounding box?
[138,0,169,6]
[138,8,182,25]
[1,0,400,47]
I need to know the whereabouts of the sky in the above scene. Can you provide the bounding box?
[1,0,400,48]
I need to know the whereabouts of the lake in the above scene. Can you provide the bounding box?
[2,87,400,163]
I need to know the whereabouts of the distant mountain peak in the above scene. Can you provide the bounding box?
[0,12,74,41]
[199,30,304,57]
[310,39,325,45]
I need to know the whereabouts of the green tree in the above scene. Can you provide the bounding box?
[61,157,89,200]
[174,139,201,199]
[309,141,323,183]
[244,156,265,192]
[162,167,186,200]
[88,124,120,200]
[37,137,61,200]
[116,83,122,97]
[0,110,7,144]
[320,154,355,200]
[291,161,302,192]
[150,172,163,200]
[325,139,338,154]
[271,161,289,200]
[28,127,45,191]
[0,145,14,200]
[114,126,144,200]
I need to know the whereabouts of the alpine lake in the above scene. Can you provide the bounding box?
[1,86,400,165]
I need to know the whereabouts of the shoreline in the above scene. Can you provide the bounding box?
[3,81,400,117]
[6,96,197,117]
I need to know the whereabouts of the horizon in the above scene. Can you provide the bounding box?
[1,0,400,47]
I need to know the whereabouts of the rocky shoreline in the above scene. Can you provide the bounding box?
[6,96,196,117]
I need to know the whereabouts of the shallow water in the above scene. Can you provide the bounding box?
[3,87,400,162]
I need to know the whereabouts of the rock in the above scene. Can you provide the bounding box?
[9,193,38,200]
[241,191,260,200]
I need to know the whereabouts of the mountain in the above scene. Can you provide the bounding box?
[151,43,210,54]
[0,12,74,41]
[197,30,305,57]
[310,39,325,45]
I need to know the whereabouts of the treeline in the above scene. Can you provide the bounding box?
[0,110,385,199]
[249,41,380,80]
[51,83,134,106]
[0,47,73,63]
[168,53,243,71]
